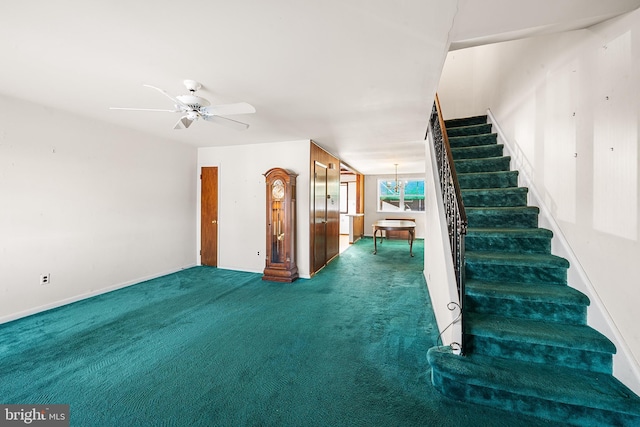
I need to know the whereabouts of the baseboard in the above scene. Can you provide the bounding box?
[487,108,640,395]
[0,264,197,326]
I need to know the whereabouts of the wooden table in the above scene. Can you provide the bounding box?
[372,220,416,257]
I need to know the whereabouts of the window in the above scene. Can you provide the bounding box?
[378,178,425,212]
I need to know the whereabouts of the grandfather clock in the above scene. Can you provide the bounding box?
[263,168,299,282]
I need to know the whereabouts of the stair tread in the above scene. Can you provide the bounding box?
[428,346,640,416]
[448,133,498,148]
[448,123,492,131]
[462,187,529,208]
[455,155,508,163]
[455,157,512,173]
[467,313,615,353]
[452,148,505,163]
[467,227,552,237]
[445,115,487,128]
[451,143,502,151]
[466,251,569,267]
[449,132,495,139]
[467,206,540,213]
[458,171,520,189]
[466,227,553,254]
[461,187,528,195]
[458,170,518,177]
[466,279,589,306]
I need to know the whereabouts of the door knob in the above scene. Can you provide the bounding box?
[212,220,217,224]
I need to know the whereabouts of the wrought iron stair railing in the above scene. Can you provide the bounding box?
[428,94,468,354]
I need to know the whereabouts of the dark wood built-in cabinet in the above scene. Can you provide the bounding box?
[310,142,340,275]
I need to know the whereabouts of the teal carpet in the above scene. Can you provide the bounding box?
[0,238,555,426]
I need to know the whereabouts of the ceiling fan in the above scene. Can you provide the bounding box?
[110,80,255,130]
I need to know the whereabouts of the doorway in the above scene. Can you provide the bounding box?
[201,166,218,267]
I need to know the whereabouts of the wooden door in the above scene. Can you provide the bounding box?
[201,167,218,267]
[313,161,327,272]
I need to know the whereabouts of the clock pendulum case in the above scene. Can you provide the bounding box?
[262,168,299,282]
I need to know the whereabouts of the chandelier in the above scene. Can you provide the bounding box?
[392,163,403,194]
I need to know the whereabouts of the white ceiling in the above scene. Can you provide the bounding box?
[2,1,639,175]
[450,0,640,50]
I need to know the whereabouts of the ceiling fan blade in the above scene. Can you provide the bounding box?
[143,84,189,108]
[203,115,250,131]
[201,102,256,116]
[173,116,194,130]
[110,107,179,112]
[182,117,194,128]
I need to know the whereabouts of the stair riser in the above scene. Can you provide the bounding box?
[467,210,538,228]
[430,372,638,427]
[449,133,497,148]
[465,295,586,324]
[465,234,550,253]
[445,116,487,128]
[462,191,528,207]
[455,157,511,173]
[458,172,519,189]
[452,144,504,160]
[466,262,567,285]
[447,123,493,137]
[466,336,613,374]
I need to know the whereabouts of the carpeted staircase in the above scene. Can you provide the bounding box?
[427,115,640,426]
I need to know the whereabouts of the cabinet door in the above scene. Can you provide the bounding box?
[313,162,327,272]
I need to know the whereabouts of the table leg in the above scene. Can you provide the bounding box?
[373,229,378,254]
[409,229,415,257]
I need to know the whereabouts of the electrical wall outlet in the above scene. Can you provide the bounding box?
[40,274,50,285]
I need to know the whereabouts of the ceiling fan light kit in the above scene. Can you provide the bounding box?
[110,80,255,131]
[176,94,210,108]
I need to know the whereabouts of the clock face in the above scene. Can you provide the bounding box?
[272,179,285,200]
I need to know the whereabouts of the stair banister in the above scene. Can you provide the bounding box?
[428,94,468,354]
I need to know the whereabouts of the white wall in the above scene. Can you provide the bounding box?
[438,9,640,391]
[198,141,311,278]
[364,174,426,239]
[0,94,197,323]
[423,131,462,348]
